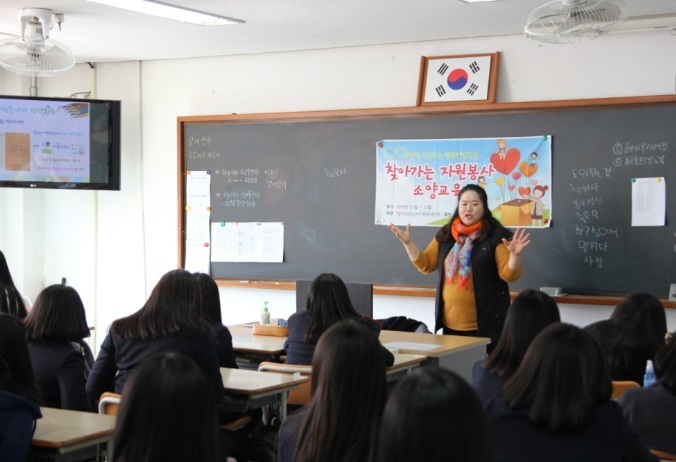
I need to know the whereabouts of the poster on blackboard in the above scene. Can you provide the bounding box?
[375,136,552,228]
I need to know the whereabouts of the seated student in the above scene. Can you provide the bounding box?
[277,319,388,462]
[113,352,223,462]
[0,313,42,461]
[0,250,28,318]
[584,293,667,384]
[486,323,657,462]
[376,367,491,462]
[285,272,390,366]
[194,273,238,369]
[24,284,93,411]
[86,269,223,402]
[619,331,676,454]
[472,289,560,404]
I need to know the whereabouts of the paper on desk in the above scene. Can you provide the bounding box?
[631,177,665,226]
[383,341,439,351]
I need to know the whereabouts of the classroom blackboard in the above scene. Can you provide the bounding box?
[179,97,676,297]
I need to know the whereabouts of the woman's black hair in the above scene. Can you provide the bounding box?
[655,333,676,394]
[194,272,222,325]
[303,273,361,343]
[376,367,491,462]
[483,289,560,376]
[0,313,40,402]
[503,323,612,434]
[25,284,91,342]
[113,352,219,462]
[292,319,387,462]
[0,281,28,319]
[111,269,204,340]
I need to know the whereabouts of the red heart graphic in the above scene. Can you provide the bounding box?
[490,148,520,175]
[518,186,531,197]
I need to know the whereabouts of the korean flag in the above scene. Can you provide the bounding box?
[423,55,493,103]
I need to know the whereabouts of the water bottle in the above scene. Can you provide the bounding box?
[260,301,270,325]
[643,359,656,387]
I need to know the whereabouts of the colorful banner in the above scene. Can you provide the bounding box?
[375,136,552,228]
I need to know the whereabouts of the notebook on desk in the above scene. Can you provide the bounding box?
[295,279,373,317]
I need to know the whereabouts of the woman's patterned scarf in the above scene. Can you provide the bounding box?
[444,218,483,289]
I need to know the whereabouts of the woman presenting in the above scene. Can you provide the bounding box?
[389,183,530,352]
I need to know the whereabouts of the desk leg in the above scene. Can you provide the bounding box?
[280,392,288,421]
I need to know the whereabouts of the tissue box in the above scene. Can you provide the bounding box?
[252,323,289,337]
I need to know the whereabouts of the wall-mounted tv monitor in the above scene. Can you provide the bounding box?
[0,95,121,190]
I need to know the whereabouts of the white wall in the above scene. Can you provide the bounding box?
[1,31,675,353]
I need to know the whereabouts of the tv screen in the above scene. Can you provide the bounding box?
[0,95,120,190]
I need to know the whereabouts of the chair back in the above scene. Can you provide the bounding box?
[258,361,312,406]
[98,391,122,415]
[651,449,676,461]
[611,380,641,399]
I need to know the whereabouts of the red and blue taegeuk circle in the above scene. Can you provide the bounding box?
[447,68,468,90]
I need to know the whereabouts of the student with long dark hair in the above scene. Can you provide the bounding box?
[86,269,223,402]
[194,273,238,369]
[389,184,530,352]
[376,367,491,462]
[0,250,28,319]
[285,272,389,366]
[277,319,388,462]
[619,332,676,454]
[0,313,42,461]
[585,293,667,384]
[472,289,560,404]
[486,323,657,462]
[25,284,93,411]
[113,352,221,462]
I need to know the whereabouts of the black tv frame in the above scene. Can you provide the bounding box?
[0,95,121,191]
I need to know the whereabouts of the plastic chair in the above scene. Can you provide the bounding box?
[611,380,641,399]
[651,449,676,461]
[98,391,122,415]
[257,361,312,406]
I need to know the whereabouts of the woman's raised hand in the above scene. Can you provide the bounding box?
[503,228,531,256]
[388,223,411,245]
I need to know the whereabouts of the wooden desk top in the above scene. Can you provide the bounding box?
[230,323,488,358]
[33,407,116,449]
[231,324,287,354]
[220,368,308,397]
[389,353,427,370]
[379,330,489,358]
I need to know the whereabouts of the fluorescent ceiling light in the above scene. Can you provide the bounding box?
[88,0,244,26]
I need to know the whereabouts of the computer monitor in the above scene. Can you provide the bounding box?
[295,279,373,317]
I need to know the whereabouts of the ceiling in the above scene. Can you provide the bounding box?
[0,0,675,64]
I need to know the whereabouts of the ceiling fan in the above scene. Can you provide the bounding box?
[525,0,628,44]
[0,8,76,79]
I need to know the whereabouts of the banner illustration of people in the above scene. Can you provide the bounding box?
[375,135,552,228]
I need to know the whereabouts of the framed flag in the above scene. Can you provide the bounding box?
[417,52,500,106]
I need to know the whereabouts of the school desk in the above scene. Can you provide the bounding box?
[220,368,308,420]
[230,323,486,383]
[379,330,489,383]
[32,407,116,462]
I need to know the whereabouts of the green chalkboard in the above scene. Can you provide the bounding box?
[179,97,676,297]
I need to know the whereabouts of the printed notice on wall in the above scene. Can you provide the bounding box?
[211,222,284,263]
[184,171,211,273]
[631,177,665,227]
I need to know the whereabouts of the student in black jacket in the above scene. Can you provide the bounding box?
[86,269,223,403]
[25,284,93,411]
[0,313,42,462]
